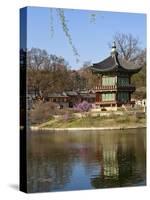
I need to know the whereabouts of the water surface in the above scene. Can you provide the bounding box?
[27,128,146,193]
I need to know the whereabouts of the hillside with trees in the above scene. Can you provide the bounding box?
[26,48,99,100]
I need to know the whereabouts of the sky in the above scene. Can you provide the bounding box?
[25,6,146,69]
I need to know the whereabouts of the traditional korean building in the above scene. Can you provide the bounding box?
[47,91,95,108]
[91,42,142,109]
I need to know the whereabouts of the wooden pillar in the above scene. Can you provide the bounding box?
[129,92,131,102]
[115,92,118,101]
[96,92,101,102]
[129,75,131,84]
[100,75,102,86]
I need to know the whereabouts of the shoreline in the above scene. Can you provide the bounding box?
[30,125,146,131]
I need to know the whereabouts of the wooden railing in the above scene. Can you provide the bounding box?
[95,100,135,105]
[93,85,135,91]
[94,85,116,90]
[118,85,135,91]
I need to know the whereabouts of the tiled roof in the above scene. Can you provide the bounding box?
[91,53,142,74]
[80,93,96,98]
[66,91,78,96]
[48,91,79,97]
[47,93,68,98]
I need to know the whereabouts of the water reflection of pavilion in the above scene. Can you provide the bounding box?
[102,145,119,178]
[90,131,146,188]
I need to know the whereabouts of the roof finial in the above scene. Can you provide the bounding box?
[111,41,118,56]
[112,41,116,47]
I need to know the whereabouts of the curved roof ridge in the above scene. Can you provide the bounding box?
[91,53,142,74]
[92,55,117,70]
[117,56,142,71]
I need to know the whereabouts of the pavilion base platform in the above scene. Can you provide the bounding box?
[93,101,135,111]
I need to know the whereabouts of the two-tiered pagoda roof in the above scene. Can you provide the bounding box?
[91,42,142,74]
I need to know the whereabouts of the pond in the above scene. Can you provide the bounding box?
[27,128,146,193]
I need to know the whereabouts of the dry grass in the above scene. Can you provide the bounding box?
[40,112,146,128]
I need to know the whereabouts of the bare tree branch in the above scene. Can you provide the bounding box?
[112,33,141,61]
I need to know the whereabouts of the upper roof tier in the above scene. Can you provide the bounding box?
[91,42,142,74]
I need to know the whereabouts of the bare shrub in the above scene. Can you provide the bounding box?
[30,102,58,125]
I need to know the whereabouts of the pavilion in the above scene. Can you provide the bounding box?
[90,42,142,110]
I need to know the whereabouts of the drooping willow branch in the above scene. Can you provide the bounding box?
[49,8,54,38]
[49,8,97,63]
[90,13,96,23]
[57,8,80,63]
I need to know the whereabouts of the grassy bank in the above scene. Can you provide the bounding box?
[36,113,146,129]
